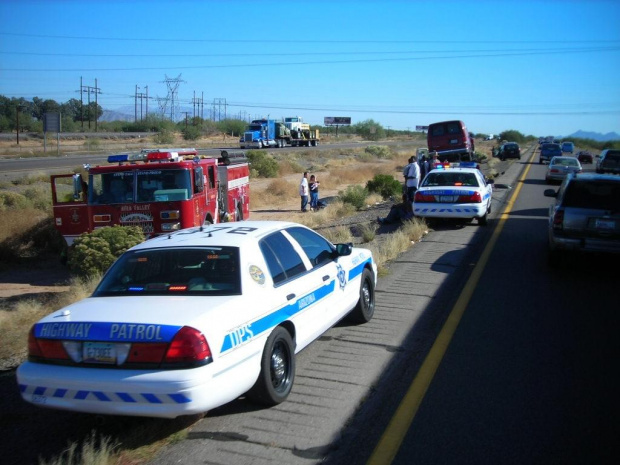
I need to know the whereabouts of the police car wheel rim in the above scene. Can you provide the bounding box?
[270,340,291,392]
[361,283,371,309]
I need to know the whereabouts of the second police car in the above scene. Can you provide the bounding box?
[17,221,377,418]
[413,162,494,226]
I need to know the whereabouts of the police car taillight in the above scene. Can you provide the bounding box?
[414,192,436,203]
[28,327,69,360]
[457,192,482,203]
[164,326,211,364]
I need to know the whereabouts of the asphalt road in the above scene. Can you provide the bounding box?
[334,150,618,464]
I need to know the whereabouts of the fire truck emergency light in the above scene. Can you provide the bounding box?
[107,154,129,163]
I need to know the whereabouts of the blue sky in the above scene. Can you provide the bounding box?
[1,0,619,137]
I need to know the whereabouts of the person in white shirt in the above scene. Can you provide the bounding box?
[299,171,309,212]
[403,156,421,202]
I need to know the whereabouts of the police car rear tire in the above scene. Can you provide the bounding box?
[349,268,375,324]
[247,326,295,405]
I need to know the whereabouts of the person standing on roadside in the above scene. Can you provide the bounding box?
[299,171,309,212]
[309,174,320,211]
[418,155,430,182]
[403,156,421,202]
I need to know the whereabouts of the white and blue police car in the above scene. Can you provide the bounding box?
[413,163,494,226]
[17,221,377,418]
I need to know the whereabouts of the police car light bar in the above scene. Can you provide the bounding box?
[107,154,129,163]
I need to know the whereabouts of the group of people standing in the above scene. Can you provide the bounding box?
[299,171,321,212]
[377,151,439,225]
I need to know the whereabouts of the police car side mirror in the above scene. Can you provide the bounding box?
[335,243,353,257]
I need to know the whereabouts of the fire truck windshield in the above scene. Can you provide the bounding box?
[90,169,192,205]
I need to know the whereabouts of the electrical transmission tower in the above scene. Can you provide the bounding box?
[212,98,227,122]
[161,74,185,121]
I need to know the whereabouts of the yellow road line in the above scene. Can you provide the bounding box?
[367,152,535,465]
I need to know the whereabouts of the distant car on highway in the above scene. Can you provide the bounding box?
[561,142,575,153]
[544,173,620,265]
[17,221,377,418]
[413,164,494,226]
[576,151,594,164]
[497,142,521,160]
[539,143,562,164]
[595,149,620,174]
[545,156,582,184]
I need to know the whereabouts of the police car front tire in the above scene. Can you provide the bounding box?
[247,326,295,406]
[349,268,375,324]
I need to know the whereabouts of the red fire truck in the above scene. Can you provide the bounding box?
[51,148,250,247]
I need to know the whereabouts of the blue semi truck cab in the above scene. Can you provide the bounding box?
[240,118,320,149]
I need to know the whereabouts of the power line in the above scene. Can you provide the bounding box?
[4,46,619,72]
[1,32,619,45]
[2,46,616,58]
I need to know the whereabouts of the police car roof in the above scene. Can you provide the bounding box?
[132,221,305,250]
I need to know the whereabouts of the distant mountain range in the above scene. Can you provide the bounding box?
[562,130,620,142]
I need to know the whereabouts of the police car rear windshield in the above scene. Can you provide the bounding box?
[93,247,241,296]
[422,172,480,188]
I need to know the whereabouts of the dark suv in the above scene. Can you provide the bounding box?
[539,143,562,164]
[497,142,521,160]
[596,149,620,174]
[544,173,620,264]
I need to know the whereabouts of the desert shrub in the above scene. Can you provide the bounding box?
[182,125,201,141]
[356,151,373,163]
[246,150,279,178]
[23,186,52,211]
[68,226,144,277]
[83,138,101,151]
[11,171,49,186]
[155,129,175,145]
[339,185,368,210]
[364,145,393,159]
[0,191,30,210]
[366,174,402,200]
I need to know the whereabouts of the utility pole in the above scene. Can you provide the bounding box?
[135,85,148,121]
[78,78,101,130]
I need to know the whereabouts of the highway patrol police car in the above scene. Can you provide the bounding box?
[17,221,377,418]
[413,163,494,226]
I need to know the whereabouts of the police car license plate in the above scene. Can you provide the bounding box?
[83,342,116,364]
[439,195,458,203]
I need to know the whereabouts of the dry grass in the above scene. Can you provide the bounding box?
[40,431,119,465]
[0,208,49,242]
[251,178,298,209]
[368,218,429,276]
[0,274,100,364]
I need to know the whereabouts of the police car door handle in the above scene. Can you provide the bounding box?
[287,293,296,301]
[322,275,330,282]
